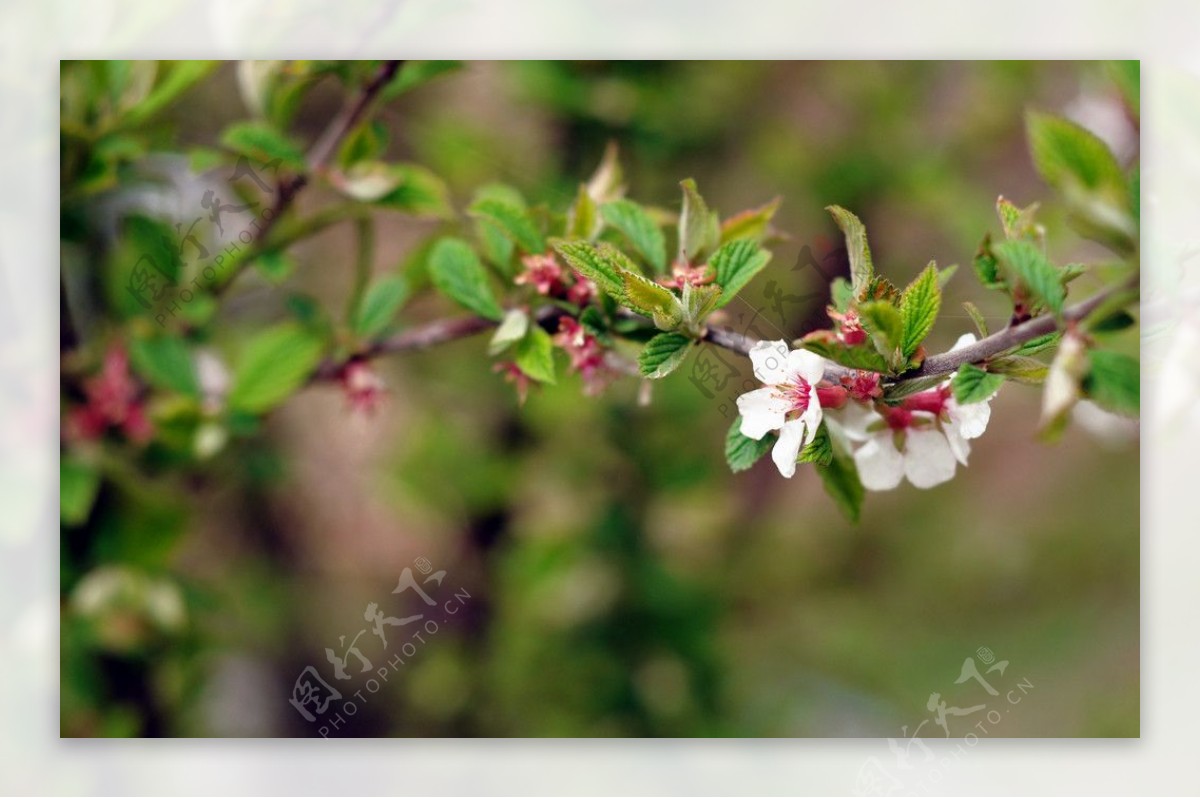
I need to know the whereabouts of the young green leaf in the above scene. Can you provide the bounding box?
[986,355,1048,385]
[798,331,890,373]
[567,183,602,241]
[951,364,1005,405]
[553,240,624,298]
[352,275,409,339]
[719,196,781,245]
[992,239,1065,314]
[1083,349,1139,416]
[859,300,905,367]
[600,199,667,273]
[513,326,556,384]
[469,198,545,254]
[709,239,772,308]
[382,60,462,101]
[678,178,720,264]
[219,121,306,171]
[638,333,693,379]
[254,250,296,285]
[129,337,200,398]
[1011,331,1062,357]
[899,262,941,358]
[972,234,1006,291]
[815,426,864,522]
[830,277,854,313]
[228,324,325,414]
[797,422,833,466]
[997,196,1040,241]
[488,309,530,356]
[725,418,775,473]
[681,282,723,329]
[61,458,101,526]
[427,237,503,321]
[375,164,453,218]
[826,205,874,297]
[962,301,989,338]
[621,270,683,330]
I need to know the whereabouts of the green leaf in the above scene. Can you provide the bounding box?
[972,234,1005,291]
[859,300,905,367]
[987,355,1048,385]
[1011,331,1062,357]
[798,331,889,373]
[488,309,530,355]
[815,426,864,522]
[567,183,602,241]
[375,164,453,218]
[219,121,306,171]
[254,250,296,285]
[993,239,1065,314]
[720,196,782,245]
[553,240,624,298]
[1084,349,1139,416]
[513,326,556,384]
[622,269,683,330]
[382,60,462,101]
[725,418,775,473]
[882,375,946,402]
[601,199,667,273]
[61,458,100,526]
[678,178,720,264]
[469,198,545,254]
[830,277,854,313]
[797,423,833,466]
[826,205,874,297]
[122,61,218,127]
[681,282,723,328]
[997,196,1041,241]
[129,337,200,398]
[352,275,409,339]
[638,333,693,379]
[937,263,958,288]
[427,238,503,321]
[899,262,941,358]
[228,324,325,414]
[471,184,525,273]
[962,301,989,338]
[709,240,772,308]
[951,364,1005,405]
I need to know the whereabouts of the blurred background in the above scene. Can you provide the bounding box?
[59,61,1138,738]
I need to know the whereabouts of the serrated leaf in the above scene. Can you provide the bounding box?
[720,196,781,245]
[882,375,946,402]
[899,262,941,358]
[129,337,200,398]
[815,425,864,522]
[962,301,989,338]
[228,324,324,413]
[220,121,306,171]
[993,239,1065,314]
[601,199,666,273]
[797,423,833,466]
[1011,331,1062,357]
[61,458,100,526]
[375,164,453,218]
[987,355,1048,385]
[353,275,409,339]
[513,326,556,384]
[997,196,1040,241]
[681,282,723,328]
[638,333,693,379]
[621,269,682,329]
[427,237,503,321]
[951,364,1005,405]
[725,417,775,473]
[678,178,720,264]
[470,198,545,254]
[861,275,901,305]
[1083,349,1138,416]
[973,233,1006,291]
[859,300,905,367]
[798,330,889,373]
[826,205,873,297]
[709,239,772,308]
[553,240,623,298]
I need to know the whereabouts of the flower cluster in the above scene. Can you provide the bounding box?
[514,252,595,307]
[553,317,613,397]
[737,335,995,490]
[64,346,153,445]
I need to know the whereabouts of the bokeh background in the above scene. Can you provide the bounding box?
[59,61,1139,738]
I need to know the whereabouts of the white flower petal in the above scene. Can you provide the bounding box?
[786,348,825,387]
[771,418,810,479]
[943,420,971,465]
[836,401,880,442]
[950,398,991,439]
[854,434,905,491]
[748,340,792,385]
[801,401,823,440]
[951,332,978,352]
[737,387,790,439]
[903,427,958,488]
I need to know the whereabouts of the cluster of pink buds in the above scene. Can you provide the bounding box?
[493,361,534,405]
[827,307,867,345]
[658,261,715,290]
[65,346,153,445]
[840,369,883,402]
[514,253,595,307]
[554,317,612,396]
[338,360,386,415]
